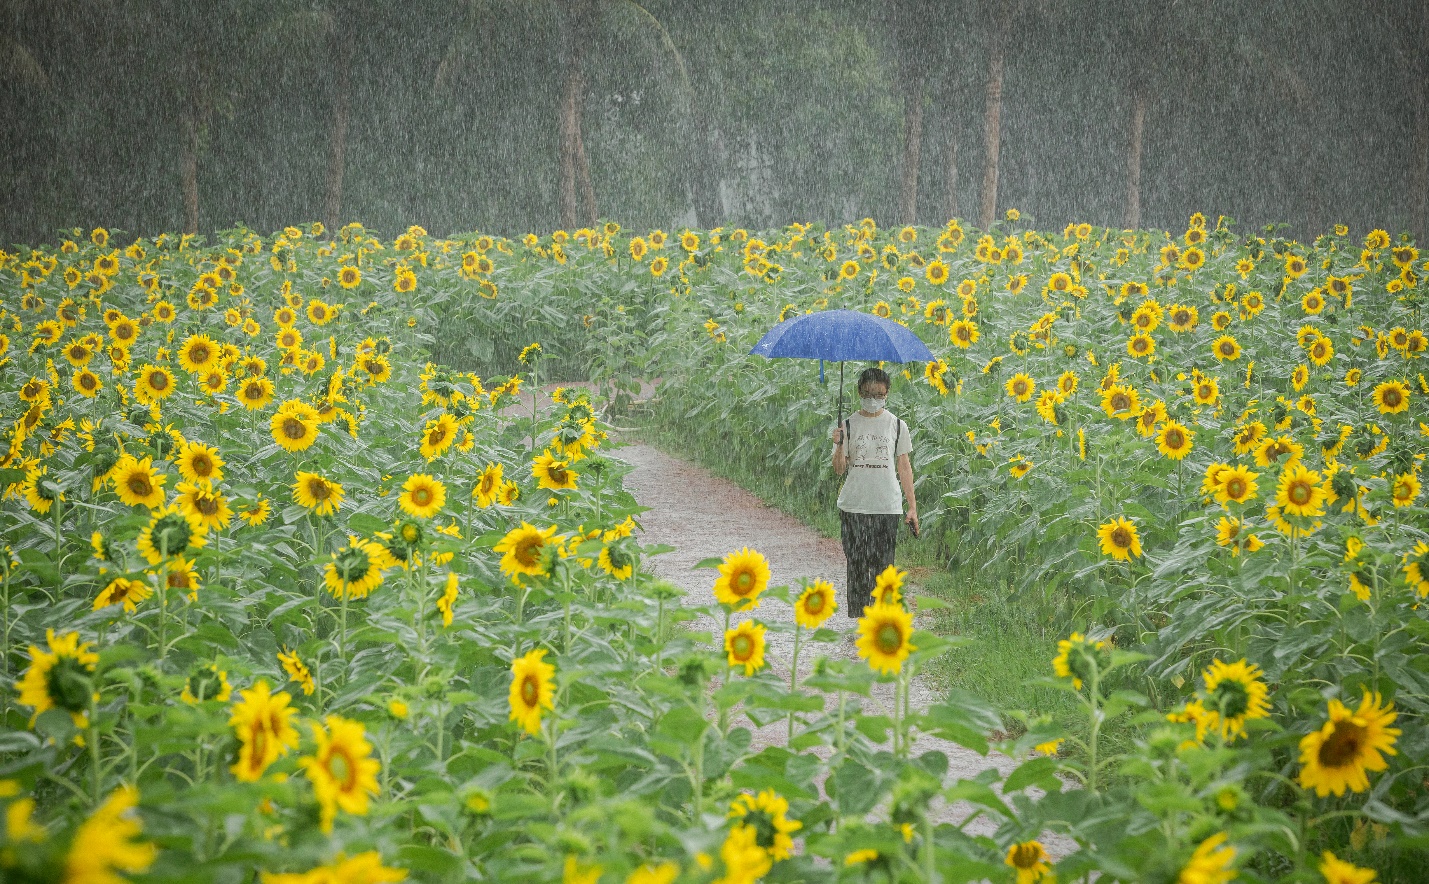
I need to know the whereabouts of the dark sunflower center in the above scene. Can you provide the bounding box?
[1289,482,1312,506]
[308,480,331,501]
[148,372,168,390]
[732,635,753,659]
[412,487,432,506]
[1111,394,1130,410]
[1166,430,1184,448]
[515,537,542,567]
[1011,845,1041,870]
[733,571,754,595]
[521,676,539,705]
[805,593,825,613]
[1226,478,1246,499]
[127,474,153,496]
[876,623,902,654]
[1111,527,1131,549]
[192,455,212,475]
[81,374,97,390]
[1384,389,1402,407]
[282,417,306,440]
[1318,721,1366,768]
[329,747,357,790]
[191,345,209,363]
[195,495,219,516]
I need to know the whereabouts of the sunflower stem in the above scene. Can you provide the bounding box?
[88,693,102,807]
[786,625,802,745]
[157,561,170,665]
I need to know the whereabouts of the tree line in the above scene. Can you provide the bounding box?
[0,0,1424,243]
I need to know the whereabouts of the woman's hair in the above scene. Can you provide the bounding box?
[857,366,891,394]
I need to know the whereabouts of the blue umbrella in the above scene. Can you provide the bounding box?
[749,308,935,425]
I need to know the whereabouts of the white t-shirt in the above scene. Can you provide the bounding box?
[834,410,912,514]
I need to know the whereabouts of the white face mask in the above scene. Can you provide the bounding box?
[860,396,886,412]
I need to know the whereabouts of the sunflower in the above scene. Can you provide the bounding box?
[323,537,385,599]
[17,629,99,727]
[1057,370,1079,395]
[1317,851,1378,884]
[1100,384,1140,419]
[1052,631,1108,690]
[268,405,315,448]
[180,662,232,704]
[177,334,218,374]
[1005,372,1035,402]
[301,715,381,833]
[1308,336,1334,366]
[275,327,302,350]
[390,473,445,520]
[1403,541,1429,596]
[856,602,915,675]
[1254,435,1303,469]
[1214,465,1259,506]
[1276,464,1326,518]
[949,319,979,348]
[1391,471,1420,507]
[532,450,578,491]
[724,619,768,676]
[419,413,458,460]
[176,441,224,484]
[1178,833,1236,884]
[494,521,559,580]
[713,546,771,609]
[337,265,362,289]
[1372,380,1410,415]
[1097,516,1141,560]
[237,376,275,411]
[474,462,504,508]
[838,259,860,281]
[134,364,176,403]
[175,481,232,531]
[1156,420,1194,460]
[1127,332,1155,358]
[1005,840,1051,884]
[109,316,139,347]
[924,260,949,286]
[111,455,167,509]
[307,300,335,324]
[73,368,103,397]
[1198,658,1272,741]
[293,471,344,516]
[165,556,202,600]
[1298,692,1400,797]
[1192,376,1220,405]
[1302,290,1326,314]
[1212,335,1241,361]
[240,497,271,527]
[136,506,206,565]
[62,785,156,883]
[794,580,836,628]
[597,542,634,580]
[728,789,802,861]
[508,648,556,735]
[1214,516,1263,556]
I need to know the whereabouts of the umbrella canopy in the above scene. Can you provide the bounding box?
[749,309,935,363]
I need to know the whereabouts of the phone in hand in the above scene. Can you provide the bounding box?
[905,517,919,538]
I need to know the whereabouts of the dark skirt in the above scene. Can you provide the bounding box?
[839,510,900,618]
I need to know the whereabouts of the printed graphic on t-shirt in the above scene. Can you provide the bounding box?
[850,421,892,469]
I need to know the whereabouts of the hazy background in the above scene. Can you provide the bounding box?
[1,0,1424,244]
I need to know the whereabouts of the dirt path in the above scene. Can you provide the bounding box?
[611,438,1077,855]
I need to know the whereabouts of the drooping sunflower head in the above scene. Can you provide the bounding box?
[1051,631,1109,691]
[323,537,384,599]
[508,649,556,735]
[17,629,99,724]
[727,789,801,861]
[1200,658,1272,741]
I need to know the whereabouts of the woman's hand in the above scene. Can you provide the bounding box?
[904,505,919,536]
[831,425,844,445]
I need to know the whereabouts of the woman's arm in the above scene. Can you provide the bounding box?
[896,452,918,530]
[832,424,847,475]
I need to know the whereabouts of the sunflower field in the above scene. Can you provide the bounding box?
[0,215,1425,883]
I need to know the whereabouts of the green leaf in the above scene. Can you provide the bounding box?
[1003,756,1061,793]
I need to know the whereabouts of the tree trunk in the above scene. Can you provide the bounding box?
[181,103,199,235]
[324,17,354,236]
[899,67,925,225]
[690,105,724,227]
[558,0,597,230]
[1125,86,1146,229]
[944,134,959,222]
[978,5,1007,231]
[1414,84,1428,244]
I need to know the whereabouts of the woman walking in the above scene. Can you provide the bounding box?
[831,366,918,619]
